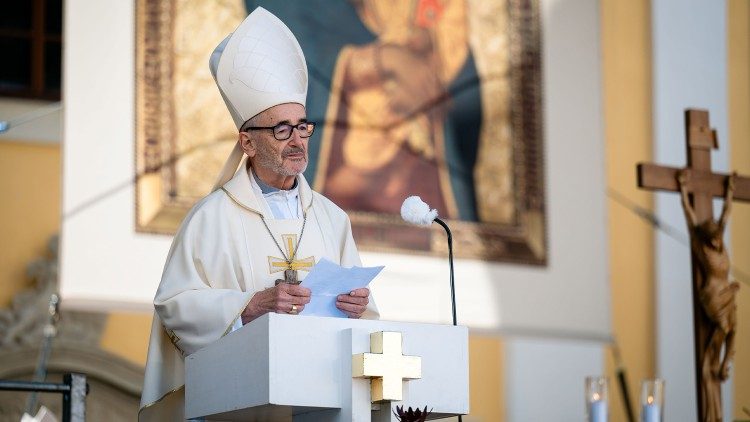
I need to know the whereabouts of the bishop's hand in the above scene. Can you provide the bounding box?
[241,283,311,324]
[336,288,370,319]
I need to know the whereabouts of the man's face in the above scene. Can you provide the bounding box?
[243,103,308,177]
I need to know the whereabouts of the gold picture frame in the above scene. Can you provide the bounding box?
[135,0,546,265]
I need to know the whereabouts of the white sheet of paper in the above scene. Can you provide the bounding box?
[299,258,384,318]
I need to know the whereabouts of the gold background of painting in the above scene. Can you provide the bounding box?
[135,0,546,264]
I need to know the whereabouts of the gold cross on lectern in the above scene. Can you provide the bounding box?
[352,331,422,402]
[267,234,315,274]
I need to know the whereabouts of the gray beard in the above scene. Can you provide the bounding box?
[254,150,307,177]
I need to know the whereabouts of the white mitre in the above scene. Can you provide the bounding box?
[209,7,308,190]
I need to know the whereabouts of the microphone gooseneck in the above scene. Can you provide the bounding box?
[434,217,457,327]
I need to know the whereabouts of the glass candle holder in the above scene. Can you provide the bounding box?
[585,376,608,422]
[640,379,664,422]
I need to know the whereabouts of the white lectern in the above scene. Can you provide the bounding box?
[185,313,469,421]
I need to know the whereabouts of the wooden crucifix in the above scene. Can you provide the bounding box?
[637,109,750,422]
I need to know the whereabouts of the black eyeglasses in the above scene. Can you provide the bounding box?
[241,121,316,141]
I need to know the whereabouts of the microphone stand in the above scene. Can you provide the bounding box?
[434,218,457,327]
[434,217,462,422]
[612,342,635,422]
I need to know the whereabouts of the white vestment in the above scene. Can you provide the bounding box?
[139,160,378,421]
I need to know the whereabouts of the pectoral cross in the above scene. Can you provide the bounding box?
[268,234,314,285]
[637,109,750,421]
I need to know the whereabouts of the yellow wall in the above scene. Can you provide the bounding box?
[601,1,655,421]
[728,0,750,416]
[99,312,153,366]
[468,336,504,421]
[0,141,61,307]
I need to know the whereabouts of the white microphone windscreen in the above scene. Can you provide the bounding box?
[400,196,438,226]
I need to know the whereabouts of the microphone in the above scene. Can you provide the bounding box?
[401,196,458,327]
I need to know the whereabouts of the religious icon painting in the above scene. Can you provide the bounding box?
[135,0,547,265]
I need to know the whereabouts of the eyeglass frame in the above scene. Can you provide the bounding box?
[239,120,316,141]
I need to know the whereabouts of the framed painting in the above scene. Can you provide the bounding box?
[135,0,546,264]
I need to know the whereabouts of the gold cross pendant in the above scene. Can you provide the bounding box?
[269,234,314,285]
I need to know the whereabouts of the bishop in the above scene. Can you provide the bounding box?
[139,8,379,420]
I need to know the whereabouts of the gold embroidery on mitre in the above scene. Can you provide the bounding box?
[267,234,315,274]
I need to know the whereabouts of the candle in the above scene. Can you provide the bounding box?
[585,376,608,422]
[588,396,608,422]
[641,395,661,422]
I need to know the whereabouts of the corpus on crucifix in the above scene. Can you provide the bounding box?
[678,168,738,421]
[637,109,750,422]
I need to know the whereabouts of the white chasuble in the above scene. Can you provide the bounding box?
[139,160,378,421]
